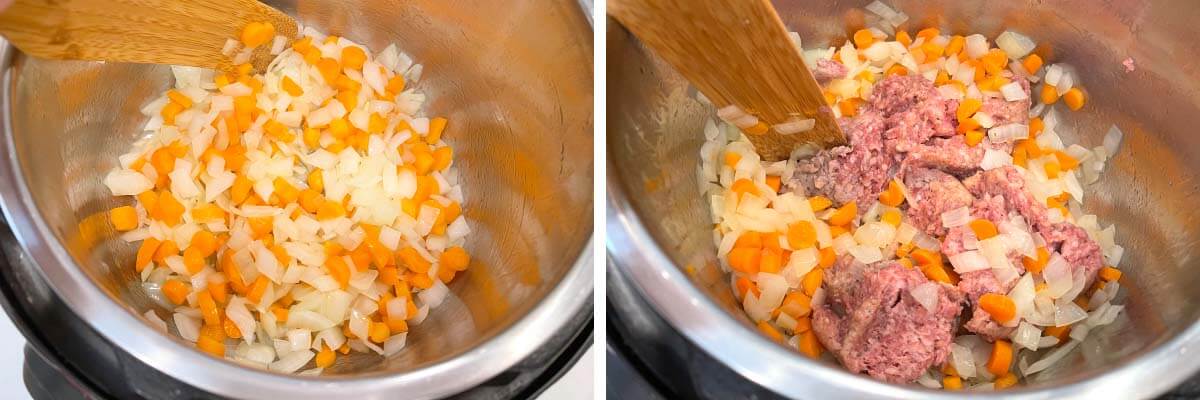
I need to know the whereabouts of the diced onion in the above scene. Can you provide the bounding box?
[1012,321,1042,351]
[1104,125,1123,156]
[995,31,1036,59]
[941,206,971,228]
[1000,81,1029,101]
[270,350,314,373]
[980,149,1013,170]
[908,282,939,313]
[988,123,1029,143]
[772,119,815,135]
[949,250,990,273]
[174,312,201,342]
[848,244,883,264]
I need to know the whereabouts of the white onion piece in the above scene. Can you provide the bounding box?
[1008,273,1036,320]
[1104,125,1124,156]
[950,343,977,378]
[383,332,408,356]
[174,312,201,342]
[995,31,1036,59]
[980,149,1013,170]
[1042,254,1073,298]
[144,310,168,331]
[848,245,883,264]
[270,350,314,373]
[1012,321,1042,351]
[716,105,747,122]
[916,371,941,389]
[949,250,990,273]
[965,34,989,59]
[226,297,257,343]
[773,119,815,135]
[988,123,1029,143]
[104,169,154,196]
[1000,81,1029,101]
[941,206,970,228]
[908,282,939,313]
[1053,300,1088,327]
[418,280,450,309]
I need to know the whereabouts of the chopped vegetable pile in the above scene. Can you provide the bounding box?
[104,21,471,374]
[699,0,1125,391]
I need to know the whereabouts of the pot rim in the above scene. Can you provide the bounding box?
[605,156,1200,399]
[0,35,595,400]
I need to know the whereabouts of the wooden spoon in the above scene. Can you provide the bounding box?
[609,0,845,161]
[0,0,297,72]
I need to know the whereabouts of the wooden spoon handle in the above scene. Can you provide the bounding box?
[609,0,845,161]
[0,0,296,72]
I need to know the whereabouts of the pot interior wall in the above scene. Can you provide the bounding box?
[7,0,592,376]
[608,0,1200,388]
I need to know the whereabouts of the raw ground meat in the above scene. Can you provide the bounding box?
[962,166,1051,231]
[903,168,973,237]
[1043,222,1104,284]
[789,110,894,206]
[902,135,984,176]
[814,59,848,83]
[980,76,1031,126]
[813,258,965,383]
[958,271,1017,340]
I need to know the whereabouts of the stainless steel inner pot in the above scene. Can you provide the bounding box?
[0,1,593,398]
[607,1,1200,398]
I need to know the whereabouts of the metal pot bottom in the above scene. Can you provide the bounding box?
[0,214,591,399]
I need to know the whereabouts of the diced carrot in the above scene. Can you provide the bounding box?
[956,115,980,134]
[315,58,341,84]
[340,46,367,70]
[818,247,837,268]
[183,247,206,275]
[965,130,985,147]
[878,180,905,207]
[764,175,783,194]
[895,31,912,47]
[1041,84,1059,104]
[190,230,218,257]
[994,372,1018,389]
[207,276,228,305]
[153,240,179,263]
[240,21,275,47]
[162,279,190,305]
[921,42,945,59]
[440,246,471,271]
[828,201,857,226]
[1099,266,1122,282]
[109,206,139,231]
[741,121,769,136]
[160,102,184,125]
[759,247,784,274]
[944,35,965,55]
[316,201,346,220]
[223,316,242,339]
[987,340,1013,375]
[921,263,955,284]
[943,375,963,390]
[1022,246,1050,274]
[427,117,449,144]
[197,290,220,326]
[1055,151,1081,170]
[190,204,225,223]
[246,276,270,303]
[197,335,225,357]
[886,64,908,76]
[809,196,833,212]
[787,222,817,249]
[734,276,757,298]
[779,291,812,318]
[757,320,785,342]
[1044,325,1071,342]
[136,237,160,272]
[910,248,940,266]
[829,225,847,238]
[396,247,429,275]
[852,29,875,48]
[730,178,759,200]
[916,27,940,39]
[1044,161,1061,179]
[728,247,761,275]
[801,268,823,296]
[325,255,351,289]
[154,191,185,226]
[273,178,300,205]
[898,258,914,269]
[1029,117,1045,138]
[386,75,406,95]
[798,331,823,359]
[979,293,1016,322]
[1063,88,1086,111]
[307,169,324,192]
[1022,54,1044,74]
[315,344,336,368]
[271,306,289,323]
[221,252,247,295]
[230,175,252,204]
[881,209,902,227]
[723,152,742,169]
[969,219,998,240]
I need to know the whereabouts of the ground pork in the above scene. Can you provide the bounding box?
[789,110,894,206]
[902,168,973,237]
[814,59,848,83]
[980,76,1031,126]
[1042,222,1104,285]
[812,258,965,383]
[962,166,1051,231]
